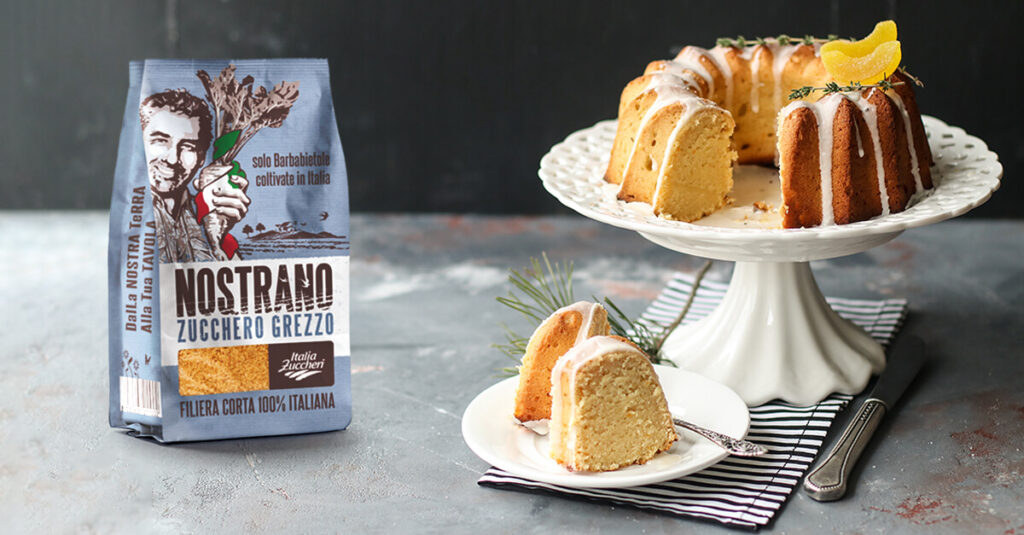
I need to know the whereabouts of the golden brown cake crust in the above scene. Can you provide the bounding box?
[513,310,583,422]
[867,89,914,214]
[831,97,883,224]
[891,71,934,188]
[605,78,663,185]
[779,106,823,228]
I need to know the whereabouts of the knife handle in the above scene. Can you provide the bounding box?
[803,398,887,502]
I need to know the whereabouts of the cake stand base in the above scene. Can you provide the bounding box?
[661,261,885,407]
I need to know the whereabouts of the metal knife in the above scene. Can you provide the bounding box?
[803,334,926,502]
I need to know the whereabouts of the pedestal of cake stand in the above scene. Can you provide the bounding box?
[633,223,902,407]
[659,261,884,407]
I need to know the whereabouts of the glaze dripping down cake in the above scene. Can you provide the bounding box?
[777,72,932,226]
[605,29,933,228]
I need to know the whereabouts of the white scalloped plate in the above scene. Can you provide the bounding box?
[462,365,750,489]
[539,116,1002,262]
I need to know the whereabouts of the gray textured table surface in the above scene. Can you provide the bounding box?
[2,212,1022,534]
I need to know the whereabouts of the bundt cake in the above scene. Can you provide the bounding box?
[512,301,609,423]
[605,34,932,228]
[549,336,678,472]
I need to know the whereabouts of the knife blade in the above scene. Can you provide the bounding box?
[803,334,926,502]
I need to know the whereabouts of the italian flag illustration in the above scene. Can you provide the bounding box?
[195,130,244,259]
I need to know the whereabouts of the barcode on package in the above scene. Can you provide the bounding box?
[120,376,162,417]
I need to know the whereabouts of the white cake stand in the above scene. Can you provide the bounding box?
[539,116,1002,406]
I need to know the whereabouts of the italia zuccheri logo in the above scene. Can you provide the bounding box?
[277,350,326,381]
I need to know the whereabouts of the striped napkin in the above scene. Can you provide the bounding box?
[478,271,908,529]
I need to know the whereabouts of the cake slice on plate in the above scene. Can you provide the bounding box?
[549,336,678,472]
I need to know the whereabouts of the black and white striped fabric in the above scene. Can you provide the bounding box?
[479,271,908,529]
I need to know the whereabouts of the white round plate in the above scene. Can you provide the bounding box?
[461,365,750,489]
[539,116,1002,262]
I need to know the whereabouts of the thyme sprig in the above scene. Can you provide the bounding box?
[787,67,924,100]
[493,253,714,376]
[716,34,842,48]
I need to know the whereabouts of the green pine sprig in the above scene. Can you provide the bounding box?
[494,324,529,376]
[598,296,667,365]
[494,252,576,375]
[493,253,714,376]
[495,252,575,324]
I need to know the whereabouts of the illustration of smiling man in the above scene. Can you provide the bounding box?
[140,89,250,262]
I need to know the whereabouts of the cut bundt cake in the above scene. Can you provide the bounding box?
[512,301,609,423]
[549,336,678,472]
[605,22,933,228]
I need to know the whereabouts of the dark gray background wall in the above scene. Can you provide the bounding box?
[2,0,1020,216]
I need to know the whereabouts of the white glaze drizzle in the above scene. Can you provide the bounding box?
[673,47,716,95]
[621,74,712,189]
[850,90,890,216]
[707,46,735,111]
[661,42,808,127]
[781,90,904,225]
[574,302,601,345]
[771,43,800,112]
[544,301,603,347]
[549,336,642,444]
[780,94,847,226]
[650,114,690,210]
[887,91,925,192]
[551,336,639,380]
[747,45,762,114]
[651,60,706,94]
[766,41,802,164]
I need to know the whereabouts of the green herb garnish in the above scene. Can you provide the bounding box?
[715,33,838,48]
[787,67,923,100]
[493,254,713,375]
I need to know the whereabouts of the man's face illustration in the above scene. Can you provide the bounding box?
[143,108,204,195]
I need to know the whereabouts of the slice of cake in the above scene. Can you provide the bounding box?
[549,336,678,472]
[512,302,610,423]
[609,74,737,222]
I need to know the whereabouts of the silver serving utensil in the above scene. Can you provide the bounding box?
[522,416,768,457]
[803,334,926,501]
[673,417,768,457]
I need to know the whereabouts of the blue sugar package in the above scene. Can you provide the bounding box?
[108,59,351,441]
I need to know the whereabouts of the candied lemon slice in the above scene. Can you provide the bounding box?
[822,40,902,85]
[821,20,898,57]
